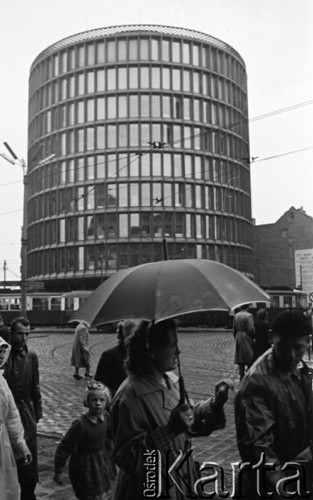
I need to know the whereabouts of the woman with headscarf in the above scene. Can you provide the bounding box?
[0,336,31,500]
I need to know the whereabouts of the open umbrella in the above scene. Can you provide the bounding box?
[71,259,270,403]
[71,258,270,326]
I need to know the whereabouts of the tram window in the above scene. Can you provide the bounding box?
[0,298,9,310]
[50,297,62,310]
[296,294,308,309]
[10,298,20,310]
[65,297,74,310]
[283,295,292,308]
[33,298,49,310]
[270,295,279,308]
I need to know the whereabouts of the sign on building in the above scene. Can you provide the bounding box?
[295,249,313,299]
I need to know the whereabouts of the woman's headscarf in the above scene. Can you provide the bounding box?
[0,336,11,369]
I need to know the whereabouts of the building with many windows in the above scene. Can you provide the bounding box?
[27,24,253,291]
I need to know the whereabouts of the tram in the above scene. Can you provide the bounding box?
[0,287,309,328]
[178,287,310,328]
[0,290,92,326]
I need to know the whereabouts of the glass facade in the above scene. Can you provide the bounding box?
[27,25,253,289]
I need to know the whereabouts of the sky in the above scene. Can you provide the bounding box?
[0,0,312,279]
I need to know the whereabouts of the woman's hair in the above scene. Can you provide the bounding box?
[83,380,111,408]
[125,319,176,377]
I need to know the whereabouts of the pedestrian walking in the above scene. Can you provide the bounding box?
[4,317,42,500]
[95,320,137,395]
[0,336,32,500]
[253,308,271,361]
[235,309,313,499]
[111,319,229,500]
[53,380,114,500]
[71,320,92,380]
[233,303,255,380]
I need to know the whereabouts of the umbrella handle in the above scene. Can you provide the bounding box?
[179,376,186,405]
[178,375,190,406]
[174,325,190,406]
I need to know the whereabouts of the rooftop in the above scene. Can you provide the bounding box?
[31,24,245,69]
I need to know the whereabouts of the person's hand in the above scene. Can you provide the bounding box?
[167,403,194,437]
[53,472,64,485]
[213,380,230,409]
[19,452,32,465]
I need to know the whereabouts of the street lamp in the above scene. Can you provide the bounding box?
[1,142,55,316]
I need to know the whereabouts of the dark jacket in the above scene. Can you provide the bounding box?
[95,344,126,395]
[235,349,313,498]
[0,323,10,344]
[54,412,113,497]
[4,347,43,483]
[253,318,271,360]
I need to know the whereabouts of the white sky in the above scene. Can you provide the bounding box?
[0,0,312,279]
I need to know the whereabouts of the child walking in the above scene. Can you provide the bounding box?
[53,380,114,500]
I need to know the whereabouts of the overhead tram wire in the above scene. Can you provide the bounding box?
[0,181,22,188]
[251,146,313,163]
[2,141,313,218]
[35,97,313,190]
[7,98,313,215]
[248,99,313,122]
[0,209,23,217]
[22,139,313,216]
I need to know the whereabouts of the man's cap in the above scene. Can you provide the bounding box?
[272,309,311,338]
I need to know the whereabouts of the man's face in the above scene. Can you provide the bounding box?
[272,333,309,371]
[11,322,30,350]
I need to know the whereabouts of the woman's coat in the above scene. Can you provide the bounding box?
[0,337,30,500]
[111,373,225,499]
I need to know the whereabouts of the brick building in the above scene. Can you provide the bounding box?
[254,207,313,288]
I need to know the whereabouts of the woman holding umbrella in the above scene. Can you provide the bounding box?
[110,319,229,499]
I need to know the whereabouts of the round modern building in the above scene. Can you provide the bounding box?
[27,24,253,291]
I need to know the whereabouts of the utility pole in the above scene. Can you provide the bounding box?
[99,254,104,283]
[20,158,28,316]
[162,239,168,260]
[299,264,303,290]
[3,261,7,290]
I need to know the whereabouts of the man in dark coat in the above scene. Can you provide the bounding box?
[253,308,271,361]
[95,320,137,395]
[235,309,313,499]
[4,316,42,500]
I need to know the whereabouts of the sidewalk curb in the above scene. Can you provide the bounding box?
[38,431,63,440]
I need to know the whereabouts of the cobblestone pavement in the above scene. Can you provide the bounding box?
[29,329,240,499]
